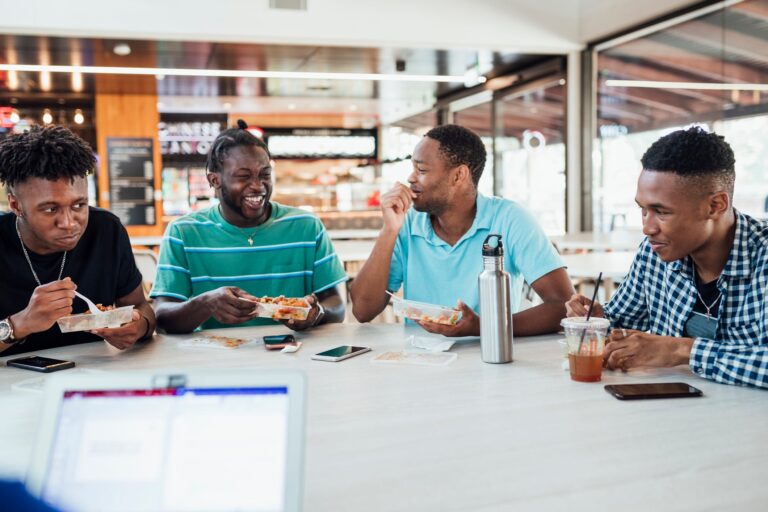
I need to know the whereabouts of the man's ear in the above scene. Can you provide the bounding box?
[453,164,471,186]
[206,172,220,189]
[708,190,730,218]
[7,191,22,217]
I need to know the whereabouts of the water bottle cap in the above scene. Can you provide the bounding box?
[482,234,504,257]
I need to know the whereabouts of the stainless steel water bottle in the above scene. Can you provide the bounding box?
[479,234,513,363]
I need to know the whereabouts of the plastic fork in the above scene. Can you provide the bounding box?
[75,291,102,315]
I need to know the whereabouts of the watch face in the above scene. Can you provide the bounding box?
[0,320,10,341]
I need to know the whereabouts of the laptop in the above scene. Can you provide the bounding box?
[26,369,306,512]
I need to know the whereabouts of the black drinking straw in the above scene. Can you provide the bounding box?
[578,272,603,354]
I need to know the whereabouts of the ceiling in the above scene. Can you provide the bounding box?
[0,34,544,124]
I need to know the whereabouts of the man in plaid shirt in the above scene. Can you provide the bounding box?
[567,127,768,389]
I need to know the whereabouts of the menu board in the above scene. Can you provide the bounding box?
[107,138,156,226]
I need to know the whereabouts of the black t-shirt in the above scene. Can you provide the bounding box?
[0,208,143,356]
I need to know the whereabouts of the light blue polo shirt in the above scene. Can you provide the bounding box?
[387,194,564,313]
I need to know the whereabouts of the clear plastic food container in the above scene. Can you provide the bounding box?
[252,298,311,321]
[391,297,461,325]
[57,306,135,333]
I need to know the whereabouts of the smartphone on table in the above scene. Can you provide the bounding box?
[604,382,703,400]
[6,356,75,373]
[263,334,297,350]
[311,345,371,362]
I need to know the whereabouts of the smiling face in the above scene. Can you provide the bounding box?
[635,170,727,262]
[408,137,464,215]
[208,144,273,227]
[9,176,89,254]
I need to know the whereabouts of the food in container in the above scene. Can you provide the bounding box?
[252,295,311,321]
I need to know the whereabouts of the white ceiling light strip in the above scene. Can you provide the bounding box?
[605,79,768,91]
[0,63,469,83]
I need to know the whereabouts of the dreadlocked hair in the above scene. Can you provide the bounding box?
[206,119,270,173]
[0,125,96,189]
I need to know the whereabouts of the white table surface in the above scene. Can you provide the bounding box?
[0,323,765,511]
[551,230,644,252]
[561,251,636,281]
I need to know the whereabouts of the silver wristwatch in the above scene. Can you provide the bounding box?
[313,303,326,326]
[0,317,17,344]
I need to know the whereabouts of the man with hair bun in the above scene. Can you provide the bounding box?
[152,120,346,333]
[350,124,574,337]
[0,125,156,355]
[566,126,768,389]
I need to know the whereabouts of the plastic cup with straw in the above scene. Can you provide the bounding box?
[578,272,603,354]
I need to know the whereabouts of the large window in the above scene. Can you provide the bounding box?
[594,0,768,230]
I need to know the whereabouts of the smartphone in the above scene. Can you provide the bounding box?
[604,382,703,400]
[263,334,297,351]
[311,345,371,362]
[7,356,75,373]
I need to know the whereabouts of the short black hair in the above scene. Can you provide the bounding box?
[641,126,735,198]
[0,125,95,189]
[207,119,270,173]
[424,124,487,185]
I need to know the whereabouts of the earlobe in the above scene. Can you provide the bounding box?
[206,173,220,189]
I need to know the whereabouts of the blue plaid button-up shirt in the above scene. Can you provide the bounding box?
[604,210,768,389]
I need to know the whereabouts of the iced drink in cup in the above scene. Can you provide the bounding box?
[560,317,611,382]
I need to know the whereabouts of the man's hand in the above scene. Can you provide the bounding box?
[203,287,259,325]
[418,301,480,337]
[380,183,415,234]
[280,295,322,332]
[603,331,694,371]
[565,293,605,318]
[11,278,77,339]
[90,310,148,350]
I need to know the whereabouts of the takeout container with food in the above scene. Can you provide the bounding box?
[391,296,461,325]
[57,305,135,333]
[251,296,311,321]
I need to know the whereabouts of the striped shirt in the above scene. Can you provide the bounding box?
[604,210,768,389]
[150,203,348,330]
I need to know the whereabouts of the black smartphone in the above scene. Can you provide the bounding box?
[604,382,703,400]
[6,356,75,373]
[263,334,296,350]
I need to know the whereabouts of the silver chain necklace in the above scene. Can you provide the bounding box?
[692,261,722,318]
[15,219,67,286]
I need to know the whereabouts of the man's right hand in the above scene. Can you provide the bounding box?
[565,293,605,318]
[11,278,77,339]
[380,183,415,233]
[203,287,259,325]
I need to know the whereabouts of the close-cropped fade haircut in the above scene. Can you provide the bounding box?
[641,126,736,199]
[0,125,95,190]
[424,124,487,186]
[206,119,270,173]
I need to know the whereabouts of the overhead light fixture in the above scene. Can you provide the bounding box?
[71,71,83,92]
[42,109,53,124]
[0,63,469,84]
[222,102,232,109]
[10,109,20,124]
[605,79,768,91]
[40,70,52,92]
[74,109,84,125]
[7,70,19,90]
[113,43,132,56]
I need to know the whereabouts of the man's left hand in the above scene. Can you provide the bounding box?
[90,310,149,350]
[603,331,694,371]
[280,295,322,332]
[418,301,480,337]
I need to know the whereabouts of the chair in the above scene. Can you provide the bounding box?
[132,249,158,297]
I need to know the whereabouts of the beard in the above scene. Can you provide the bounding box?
[218,181,246,219]
[413,195,448,216]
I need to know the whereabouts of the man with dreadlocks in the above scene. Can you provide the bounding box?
[0,126,156,355]
[151,120,346,333]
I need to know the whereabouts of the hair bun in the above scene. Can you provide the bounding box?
[236,119,248,130]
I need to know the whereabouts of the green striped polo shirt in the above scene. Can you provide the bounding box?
[150,203,348,330]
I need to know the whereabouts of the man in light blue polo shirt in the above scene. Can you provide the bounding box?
[350,124,574,337]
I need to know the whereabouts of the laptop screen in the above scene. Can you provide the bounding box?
[41,386,290,512]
